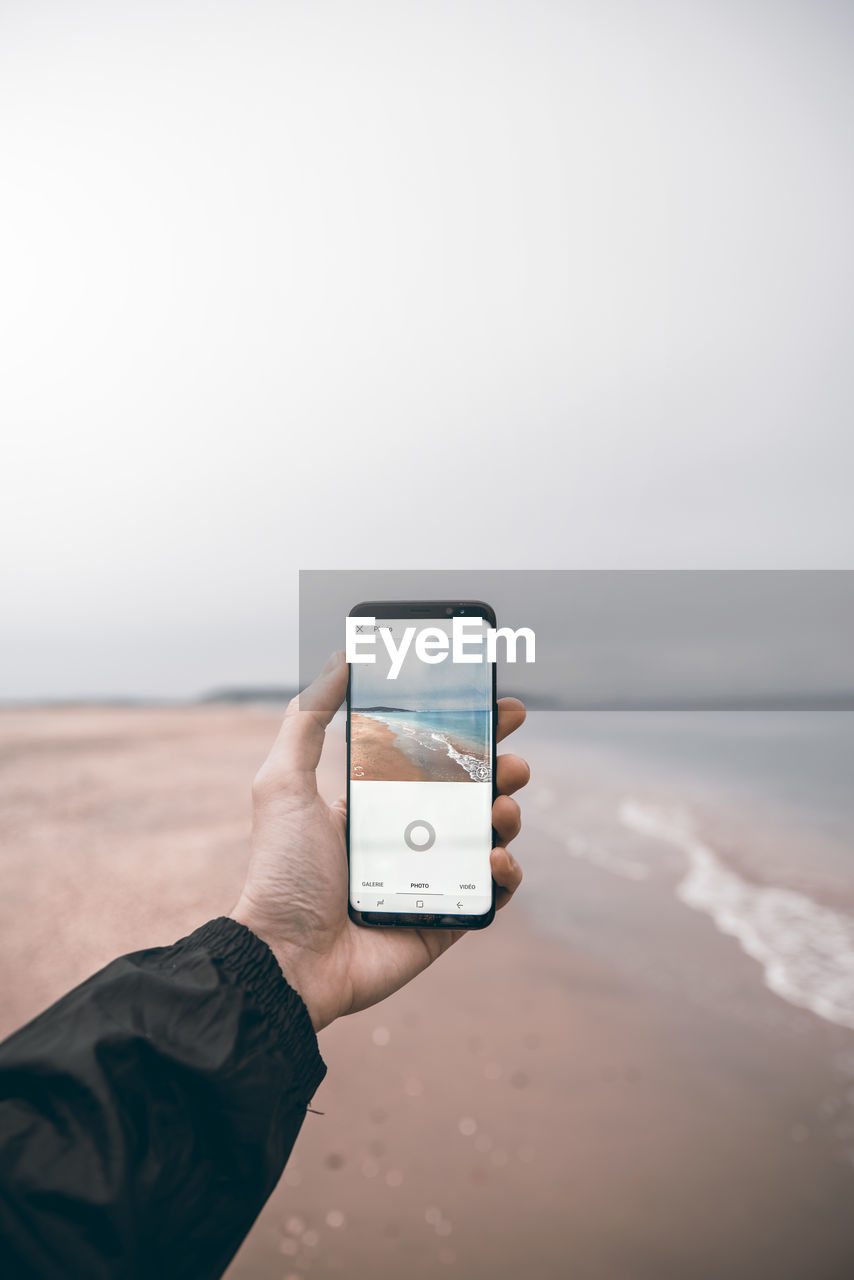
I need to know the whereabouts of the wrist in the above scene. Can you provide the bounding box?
[228,903,327,1033]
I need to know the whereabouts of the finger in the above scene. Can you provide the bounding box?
[496,697,526,743]
[492,794,521,845]
[495,753,530,796]
[269,652,348,777]
[490,846,522,910]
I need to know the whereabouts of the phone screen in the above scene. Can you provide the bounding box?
[347,607,495,924]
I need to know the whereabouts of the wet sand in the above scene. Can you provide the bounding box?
[350,713,478,783]
[350,713,430,781]
[1,707,854,1279]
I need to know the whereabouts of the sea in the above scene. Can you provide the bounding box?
[524,709,854,1033]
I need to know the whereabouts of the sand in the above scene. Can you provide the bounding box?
[1,706,854,1279]
[350,713,431,781]
[350,713,481,783]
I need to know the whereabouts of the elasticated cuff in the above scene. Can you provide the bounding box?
[178,916,327,1100]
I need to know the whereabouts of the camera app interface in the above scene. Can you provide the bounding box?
[349,617,493,917]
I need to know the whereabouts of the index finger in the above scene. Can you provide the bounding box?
[497,697,526,743]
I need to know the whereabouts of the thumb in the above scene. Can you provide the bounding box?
[269,652,348,777]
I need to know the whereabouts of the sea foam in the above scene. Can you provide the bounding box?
[429,732,491,782]
[369,713,490,781]
[620,798,854,1032]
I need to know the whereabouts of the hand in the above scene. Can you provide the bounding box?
[230,652,529,1031]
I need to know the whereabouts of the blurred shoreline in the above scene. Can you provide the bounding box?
[4,689,854,710]
[1,705,853,1278]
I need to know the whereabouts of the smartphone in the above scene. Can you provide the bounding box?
[347,600,497,929]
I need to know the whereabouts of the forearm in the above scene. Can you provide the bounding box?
[0,918,326,1280]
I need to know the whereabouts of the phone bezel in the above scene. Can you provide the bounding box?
[346,599,498,930]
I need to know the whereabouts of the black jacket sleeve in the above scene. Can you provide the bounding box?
[0,917,327,1280]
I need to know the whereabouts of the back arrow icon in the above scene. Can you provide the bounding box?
[457,901,463,909]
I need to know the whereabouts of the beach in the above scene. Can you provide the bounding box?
[350,711,488,783]
[1,705,853,1278]
[350,713,430,781]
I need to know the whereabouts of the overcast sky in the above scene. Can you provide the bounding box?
[2,0,853,698]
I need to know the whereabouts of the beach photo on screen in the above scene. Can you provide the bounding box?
[349,622,491,784]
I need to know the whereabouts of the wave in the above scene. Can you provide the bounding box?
[428,732,491,782]
[370,714,490,781]
[619,798,854,1032]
